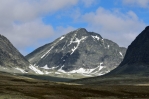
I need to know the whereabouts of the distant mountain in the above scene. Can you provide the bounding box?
[0,34,30,73]
[108,26,149,76]
[26,28,126,77]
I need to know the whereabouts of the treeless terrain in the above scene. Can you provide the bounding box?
[0,72,149,99]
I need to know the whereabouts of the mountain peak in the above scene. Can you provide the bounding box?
[26,28,126,77]
[0,34,6,39]
[68,28,102,39]
[72,28,88,35]
[145,26,149,30]
[75,28,87,32]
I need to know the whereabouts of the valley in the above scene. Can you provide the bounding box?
[1,1,149,99]
[1,72,149,99]
[1,26,149,99]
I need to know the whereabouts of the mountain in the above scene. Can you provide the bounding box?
[26,28,126,78]
[108,26,149,76]
[0,34,31,73]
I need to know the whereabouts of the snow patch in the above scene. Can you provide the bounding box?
[68,34,77,46]
[91,35,100,40]
[2,67,7,69]
[58,65,66,73]
[15,67,27,73]
[40,65,50,70]
[49,66,59,70]
[70,36,87,54]
[119,52,123,58]
[107,45,110,49]
[55,72,61,74]
[81,73,92,77]
[29,65,44,74]
[57,62,105,76]
[100,62,103,66]
[44,71,50,74]
[41,46,54,58]
[59,36,65,40]
[41,35,66,58]
[68,68,95,74]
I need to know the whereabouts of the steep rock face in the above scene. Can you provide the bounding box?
[0,34,30,73]
[109,26,149,75]
[26,28,126,76]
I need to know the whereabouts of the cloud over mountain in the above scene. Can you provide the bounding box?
[123,0,149,8]
[81,7,146,47]
[0,0,148,55]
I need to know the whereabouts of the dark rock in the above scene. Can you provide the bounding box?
[26,28,126,75]
[0,34,29,70]
[109,26,149,76]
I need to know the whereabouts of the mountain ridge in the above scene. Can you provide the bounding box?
[107,26,149,76]
[0,34,30,73]
[26,28,126,78]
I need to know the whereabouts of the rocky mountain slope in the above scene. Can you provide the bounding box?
[26,28,126,77]
[0,34,30,73]
[108,26,149,76]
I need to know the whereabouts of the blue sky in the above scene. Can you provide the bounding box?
[0,0,149,55]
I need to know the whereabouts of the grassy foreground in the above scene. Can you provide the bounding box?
[0,72,149,99]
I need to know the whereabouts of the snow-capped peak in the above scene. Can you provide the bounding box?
[26,28,126,78]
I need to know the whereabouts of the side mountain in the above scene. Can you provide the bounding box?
[0,34,29,73]
[108,26,149,76]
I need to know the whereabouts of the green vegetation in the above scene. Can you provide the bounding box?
[1,72,149,99]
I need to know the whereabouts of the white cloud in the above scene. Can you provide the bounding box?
[0,19,76,55]
[46,26,76,42]
[1,19,54,50]
[0,0,147,55]
[81,0,97,7]
[0,0,78,55]
[123,0,149,8]
[82,7,146,47]
[0,0,78,22]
